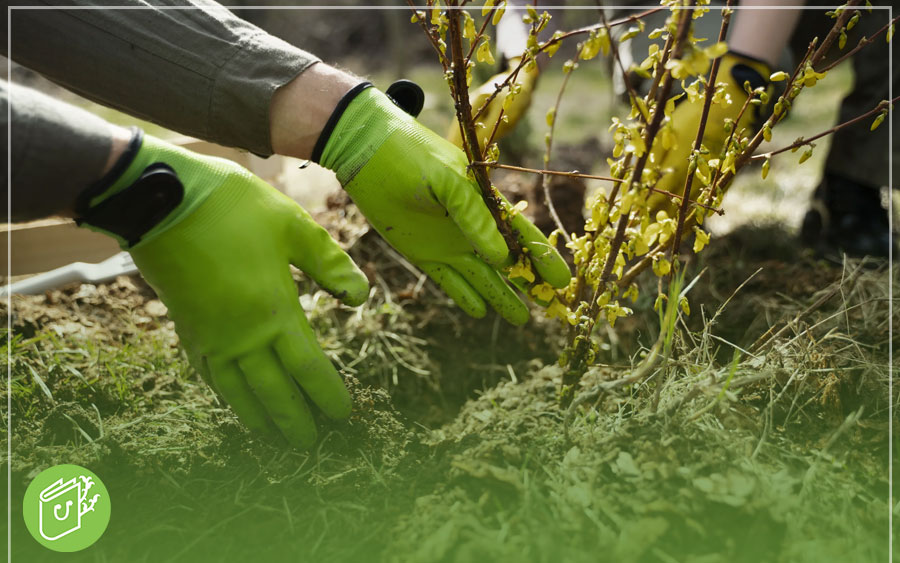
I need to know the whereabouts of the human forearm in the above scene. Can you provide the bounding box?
[4,80,132,222]
[495,1,530,63]
[268,63,362,160]
[730,0,806,66]
[8,0,318,156]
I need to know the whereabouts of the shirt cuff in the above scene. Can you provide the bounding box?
[210,31,320,157]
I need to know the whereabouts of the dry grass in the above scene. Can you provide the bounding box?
[3,224,894,562]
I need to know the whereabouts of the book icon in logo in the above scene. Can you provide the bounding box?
[38,475,101,541]
[24,464,111,551]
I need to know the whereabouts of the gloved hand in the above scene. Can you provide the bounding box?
[316,84,570,325]
[647,52,770,218]
[77,130,369,448]
[446,57,539,149]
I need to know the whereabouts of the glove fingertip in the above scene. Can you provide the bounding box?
[290,427,318,451]
[460,296,488,319]
[536,253,572,289]
[503,302,530,326]
[322,370,353,421]
[332,397,353,421]
[476,234,511,267]
[508,216,571,288]
[320,388,353,421]
[335,270,370,307]
[421,263,488,319]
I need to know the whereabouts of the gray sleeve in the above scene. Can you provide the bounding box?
[7,0,320,156]
[3,80,114,222]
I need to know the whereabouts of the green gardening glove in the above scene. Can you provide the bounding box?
[647,52,770,218]
[315,84,570,325]
[446,57,539,149]
[77,130,369,448]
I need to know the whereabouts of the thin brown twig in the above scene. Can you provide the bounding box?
[707,86,755,202]
[545,5,667,59]
[477,161,724,214]
[617,247,661,288]
[602,10,648,125]
[472,6,666,122]
[476,9,530,151]
[668,0,734,263]
[604,153,633,215]
[446,0,521,256]
[464,4,498,63]
[483,105,507,150]
[750,96,898,160]
[810,0,864,68]
[476,161,624,183]
[646,32,675,105]
[406,0,451,70]
[819,13,899,73]
[472,60,526,122]
[538,39,583,246]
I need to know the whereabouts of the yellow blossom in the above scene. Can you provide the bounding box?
[531,282,556,302]
[692,226,710,253]
[508,257,535,283]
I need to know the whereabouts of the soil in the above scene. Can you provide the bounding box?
[5,5,894,561]
[4,216,894,563]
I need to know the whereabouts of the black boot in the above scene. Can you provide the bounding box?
[800,173,895,260]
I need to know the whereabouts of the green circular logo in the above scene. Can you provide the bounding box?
[22,464,111,552]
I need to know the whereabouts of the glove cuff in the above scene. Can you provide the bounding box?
[727,50,771,69]
[310,81,373,164]
[76,131,221,248]
[318,86,419,186]
[726,50,771,92]
[74,126,144,217]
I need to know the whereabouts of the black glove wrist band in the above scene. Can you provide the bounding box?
[78,163,185,247]
[310,82,373,164]
[74,126,144,218]
[309,80,426,164]
[727,49,771,68]
[74,126,185,247]
[727,50,771,92]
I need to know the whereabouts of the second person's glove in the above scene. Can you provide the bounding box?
[647,52,770,218]
[446,57,539,150]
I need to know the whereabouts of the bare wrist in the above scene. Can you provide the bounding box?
[729,0,805,68]
[269,62,364,160]
[102,125,135,176]
[62,124,134,218]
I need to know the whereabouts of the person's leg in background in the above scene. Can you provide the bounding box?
[792,4,897,258]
